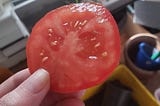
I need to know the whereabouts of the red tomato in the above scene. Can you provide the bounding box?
[26,2,120,93]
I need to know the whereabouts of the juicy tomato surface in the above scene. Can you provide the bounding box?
[26,2,120,93]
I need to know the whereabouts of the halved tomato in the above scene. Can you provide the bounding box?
[26,2,120,93]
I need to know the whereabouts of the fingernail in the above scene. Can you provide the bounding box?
[26,68,50,93]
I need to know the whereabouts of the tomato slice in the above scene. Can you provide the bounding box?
[26,2,120,93]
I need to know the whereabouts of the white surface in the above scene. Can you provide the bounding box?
[0,49,26,68]
[0,0,10,15]
[0,3,29,48]
[2,38,27,57]
[0,2,29,68]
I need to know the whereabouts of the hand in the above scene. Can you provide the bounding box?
[0,69,85,106]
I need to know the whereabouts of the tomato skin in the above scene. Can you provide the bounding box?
[27,2,120,93]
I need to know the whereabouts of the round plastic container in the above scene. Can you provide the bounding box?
[135,42,160,70]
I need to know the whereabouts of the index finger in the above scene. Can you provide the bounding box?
[0,69,30,97]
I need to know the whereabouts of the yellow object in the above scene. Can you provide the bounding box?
[81,83,103,100]
[82,64,160,106]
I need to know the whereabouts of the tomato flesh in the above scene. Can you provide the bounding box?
[27,2,120,93]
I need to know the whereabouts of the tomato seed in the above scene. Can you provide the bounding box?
[48,33,52,37]
[74,21,79,28]
[94,42,101,48]
[81,20,87,26]
[51,41,58,46]
[40,52,44,56]
[90,37,96,41]
[102,51,108,57]
[97,18,105,24]
[63,22,69,26]
[48,28,53,33]
[42,57,49,63]
[89,56,97,60]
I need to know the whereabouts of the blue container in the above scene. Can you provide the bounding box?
[135,42,160,70]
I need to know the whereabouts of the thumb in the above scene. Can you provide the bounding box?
[0,69,50,106]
